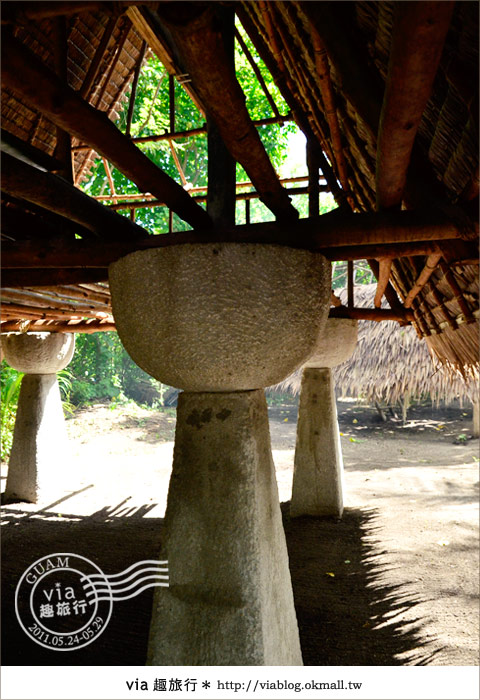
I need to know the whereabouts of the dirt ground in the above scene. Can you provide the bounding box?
[1,397,479,667]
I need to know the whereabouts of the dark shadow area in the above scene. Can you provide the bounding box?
[2,502,442,666]
[282,503,443,666]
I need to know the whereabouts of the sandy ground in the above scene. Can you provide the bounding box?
[1,398,479,666]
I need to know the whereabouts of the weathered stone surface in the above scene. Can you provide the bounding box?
[109,243,331,391]
[304,318,357,368]
[2,332,75,374]
[291,368,344,518]
[148,389,303,665]
[5,374,69,503]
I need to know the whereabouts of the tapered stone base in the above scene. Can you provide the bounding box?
[291,368,344,518]
[5,374,69,503]
[148,389,303,666]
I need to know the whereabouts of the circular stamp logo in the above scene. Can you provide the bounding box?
[15,553,113,651]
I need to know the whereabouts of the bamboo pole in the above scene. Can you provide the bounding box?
[0,319,116,334]
[404,253,443,308]
[1,33,212,231]
[235,27,280,118]
[79,15,118,99]
[72,115,292,152]
[439,261,476,323]
[329,307,414,323]
[125,39,147,138]
[310,28,352,207]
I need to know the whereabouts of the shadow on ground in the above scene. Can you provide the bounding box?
[281,504,441,665]
[2,501,441,666]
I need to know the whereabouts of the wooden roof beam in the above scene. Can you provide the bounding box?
[376,2,455,210]
[0,2,158,23]
[153,3,298,222]
[0,319,116,334]
[1,269,108,288]
[1,32,211,232]
[236,4,350,212]
[1,209,465,270]
[1,152,149,241]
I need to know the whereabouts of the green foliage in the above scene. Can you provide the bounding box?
[69,332,169,407]
[332,260,376,290]
[81,22,298,230]
[0,362,23,462]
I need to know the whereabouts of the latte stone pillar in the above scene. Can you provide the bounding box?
[291,318,358,519]
[109,243,331,666]
[3,332,75,503]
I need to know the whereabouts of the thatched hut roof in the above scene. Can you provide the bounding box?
[279,284,479,406]
[1,2,478,375]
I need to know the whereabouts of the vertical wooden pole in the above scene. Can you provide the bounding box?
[245,198,251,225]
[347,260,354,308]
[53,16,73,182]
[126,39,147,138]
[307,139,320,218]
[169,74,175,135]
[207,6,236,227]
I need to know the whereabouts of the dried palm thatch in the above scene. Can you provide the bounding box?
[278,284,479,407]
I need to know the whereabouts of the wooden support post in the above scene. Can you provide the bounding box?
[374,257,393,308]
[169,74,175,135]
[367,257,403,311]
[307,140,320,218]
[52,16,73,183]
[347,261,354,309]
[206,6,236,228]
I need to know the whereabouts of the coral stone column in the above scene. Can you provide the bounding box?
[291,318,357,519]
[3,332,75,503]
[109,243,331,666]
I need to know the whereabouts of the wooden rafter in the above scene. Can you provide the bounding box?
[376,2,455,210]
[1,152,148,241]
[404,253,443,309]
[1,209,465,272]
[373,258,393,309]
[153,3,298,222]
[1,32,211,231]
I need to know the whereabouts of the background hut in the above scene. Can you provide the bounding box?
[278,284,479,428]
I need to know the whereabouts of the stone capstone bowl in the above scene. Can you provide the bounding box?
[304,317,358,368]
[2,332,75,374]
[109,243,331,392]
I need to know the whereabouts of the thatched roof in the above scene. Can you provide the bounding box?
[1,2,478,374]
[279,284,479,406]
